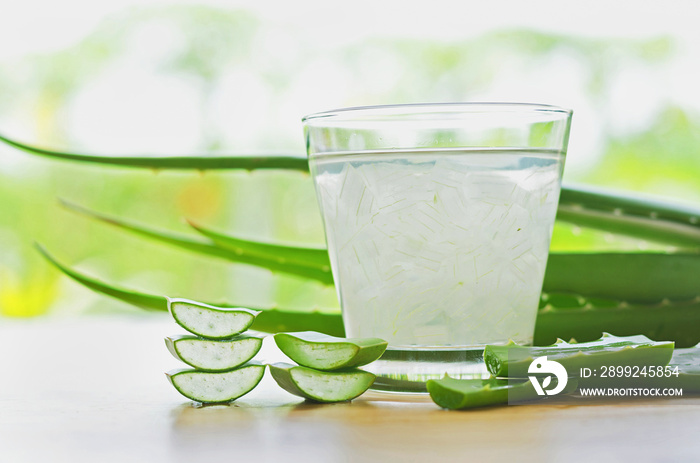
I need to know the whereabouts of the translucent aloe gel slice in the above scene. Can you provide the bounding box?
[167,298,260,339]
[427,376,578,410]
[269,363,376,403]
[165,334,264,372]
[273,331,388,371]
[485,333,674,378]
[165,362,265,404]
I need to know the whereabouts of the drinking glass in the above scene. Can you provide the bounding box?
[303,103,573,392]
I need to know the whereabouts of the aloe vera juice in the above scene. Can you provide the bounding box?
[310,148,563,349]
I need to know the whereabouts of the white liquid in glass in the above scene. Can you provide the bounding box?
[310,148,564,348]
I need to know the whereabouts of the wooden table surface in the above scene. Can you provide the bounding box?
[1,315,698,462]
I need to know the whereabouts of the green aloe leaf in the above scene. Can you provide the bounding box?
[0,133,309,171]
[577,345,700,393]
[273,331,387,371]
[187,220,331,271]
[558,184,700,248]
[63,199,700,302]
[35,243,165,311]
[485,333,674,378]
[5,132,700,245]
[543,253,700,303]
[35,244,345,336]
[60,200,334,285]
[534,297,700,348]
[34,245,700,347]
[6,131,700,245]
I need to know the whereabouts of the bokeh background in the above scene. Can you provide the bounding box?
[1,0,699,318]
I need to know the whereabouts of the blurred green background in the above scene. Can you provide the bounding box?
[1,3,699,318]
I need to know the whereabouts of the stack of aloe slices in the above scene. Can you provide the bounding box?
[270,331,387,403]
[165,298,266,404]
[164,299,389,404]
[428,333,700,410]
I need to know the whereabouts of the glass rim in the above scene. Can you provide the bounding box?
[302,102,573,123]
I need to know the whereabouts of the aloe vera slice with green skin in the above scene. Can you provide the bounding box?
[269,363,376,403]
[274,331,388,371]
[165,334,264,372]
[168,298,260,339]
[427,376,577,410]
[485,333,674,378]
[166,362,265,404]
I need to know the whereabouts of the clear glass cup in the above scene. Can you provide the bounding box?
[303,103,573,392]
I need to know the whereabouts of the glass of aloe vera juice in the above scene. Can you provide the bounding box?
[303,103,572,392]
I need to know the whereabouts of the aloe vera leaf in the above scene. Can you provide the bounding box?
[168,298,259,339]
[0,133,309,171]
[5,130,700,245]
[60,200,334,285]
[165,334,264,371]
[36,244,346,336]
[187,220,331,271]
[543,253,700,304]
[273,331,388,371]
[35,243,165,311]
[485,333,674,378]
[427,376,577,410]
[578,346,700,392]
[254,309,344,337]
[166,362,266,404]
[534,298,700,348]
[34,245,700,347]
[558,184,700,247]
[268,362,375,403]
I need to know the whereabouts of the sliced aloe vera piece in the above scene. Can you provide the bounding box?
[273,331,388,371]
[578,345,700,392]
[168,298,260,339]
[669,345,700,392]
[165,334,264,372]
[427,376,577,410]
[166,362,265,404]
[269,362,375,402]
[485,333,674,378]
